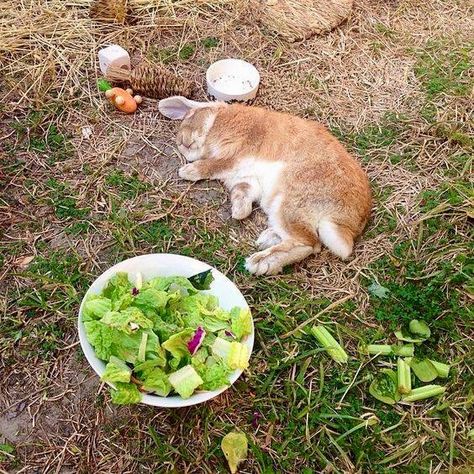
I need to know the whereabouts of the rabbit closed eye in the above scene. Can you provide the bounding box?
[159,96,372,275]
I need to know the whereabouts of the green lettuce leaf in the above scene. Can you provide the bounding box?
[101,307,154,333]
[101,356,132,383]
[84,320,114,360]
[212,337,249,370]
[168,365,204,399]
[221,431,248,474]
[147,276,196,293]
[162,328,194,359]
[132,288,170,313]
[111,329,165,365]
[110,382,142,405]
[230,307,252,340]
[140,368,171,396]
[369,369,401,405]
[200,358,231,391]
[152,317,182,342]
[410,358,438,382]
[134,358,166,375]
[82,295,112,322]
[409,319,431,339]
[102,272,132,302]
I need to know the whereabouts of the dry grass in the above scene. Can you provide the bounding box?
[1,0,473,472]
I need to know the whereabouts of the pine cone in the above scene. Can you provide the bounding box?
[128,64,194,99]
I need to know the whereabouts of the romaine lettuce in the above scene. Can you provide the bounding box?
[168,365,204,399]
[110,382,142,405]
[101,356,132,383]
[83,271,251,404]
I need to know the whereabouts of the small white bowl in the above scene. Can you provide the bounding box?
[206,58,260,103]
[78,254,254,408]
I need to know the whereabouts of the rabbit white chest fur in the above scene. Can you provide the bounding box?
[159,96,372,275]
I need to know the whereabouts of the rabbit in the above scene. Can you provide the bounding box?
[158,96,372,276]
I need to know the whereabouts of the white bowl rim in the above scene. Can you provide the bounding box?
[206,58,260,98]
[78,253,254,408]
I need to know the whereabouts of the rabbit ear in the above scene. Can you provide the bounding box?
[158,96,215,120]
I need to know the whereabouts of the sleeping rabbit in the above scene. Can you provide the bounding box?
[159,96,372,275]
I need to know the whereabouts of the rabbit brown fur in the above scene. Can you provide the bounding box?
[159,96,372,275]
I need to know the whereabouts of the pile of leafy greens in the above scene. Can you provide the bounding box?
[82,270,252,404]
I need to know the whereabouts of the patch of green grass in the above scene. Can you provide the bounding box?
[11,107,72,162]
[332,113,410,163]
[27,251,88,290]
[432,123,474,149]
[201,36,219,49]
[135,219,173,244]
[178,43,195,61]
[45,178,90,222]
[415,40,473,99]
[147,46,175,64]
[105,170,150,199]
[0,443,14,462]
[374,22,397,38]
[148,42,196,63]
[366,182,472,331]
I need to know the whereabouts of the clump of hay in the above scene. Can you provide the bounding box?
[253,0,353,42]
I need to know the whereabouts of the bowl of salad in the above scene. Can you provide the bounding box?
[78,254,254,407]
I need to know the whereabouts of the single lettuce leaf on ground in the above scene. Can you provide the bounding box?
[429,360,450,378]
[410,358,439,382]
[221,431,248,474]
[110,382,142,405]
[84,320,114,360]
[409,319,431,339]
[230,307,252,340]
[140,368,171,396]
[369,369,401,405]
[82,295,112,321]
[168,365,204,399]
[394,330,425,343]
[101,307,154,333]
[367,281,390,299]
[101,356,132,383]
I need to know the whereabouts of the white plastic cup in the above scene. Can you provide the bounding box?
[206,59,260,103]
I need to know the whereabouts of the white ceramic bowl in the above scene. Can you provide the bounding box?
[206,58,260,103]
[78,254,254,408]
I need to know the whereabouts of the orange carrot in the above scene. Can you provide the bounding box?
[105,87,137,113]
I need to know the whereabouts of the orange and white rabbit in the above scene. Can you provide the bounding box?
[159,96,372,275]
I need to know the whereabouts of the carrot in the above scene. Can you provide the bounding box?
[105,87,137,113]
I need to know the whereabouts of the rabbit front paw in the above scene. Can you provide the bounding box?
[256,228,281,249]
[245,249,283,276]
[179,163,202,181]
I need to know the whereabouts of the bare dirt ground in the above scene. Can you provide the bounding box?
[1,0,472,472]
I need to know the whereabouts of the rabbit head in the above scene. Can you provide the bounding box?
[159,96,226,162]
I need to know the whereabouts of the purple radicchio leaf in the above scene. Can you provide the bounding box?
[225,330,236,339]
[187,326,206,355]
[131,287,139,296]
